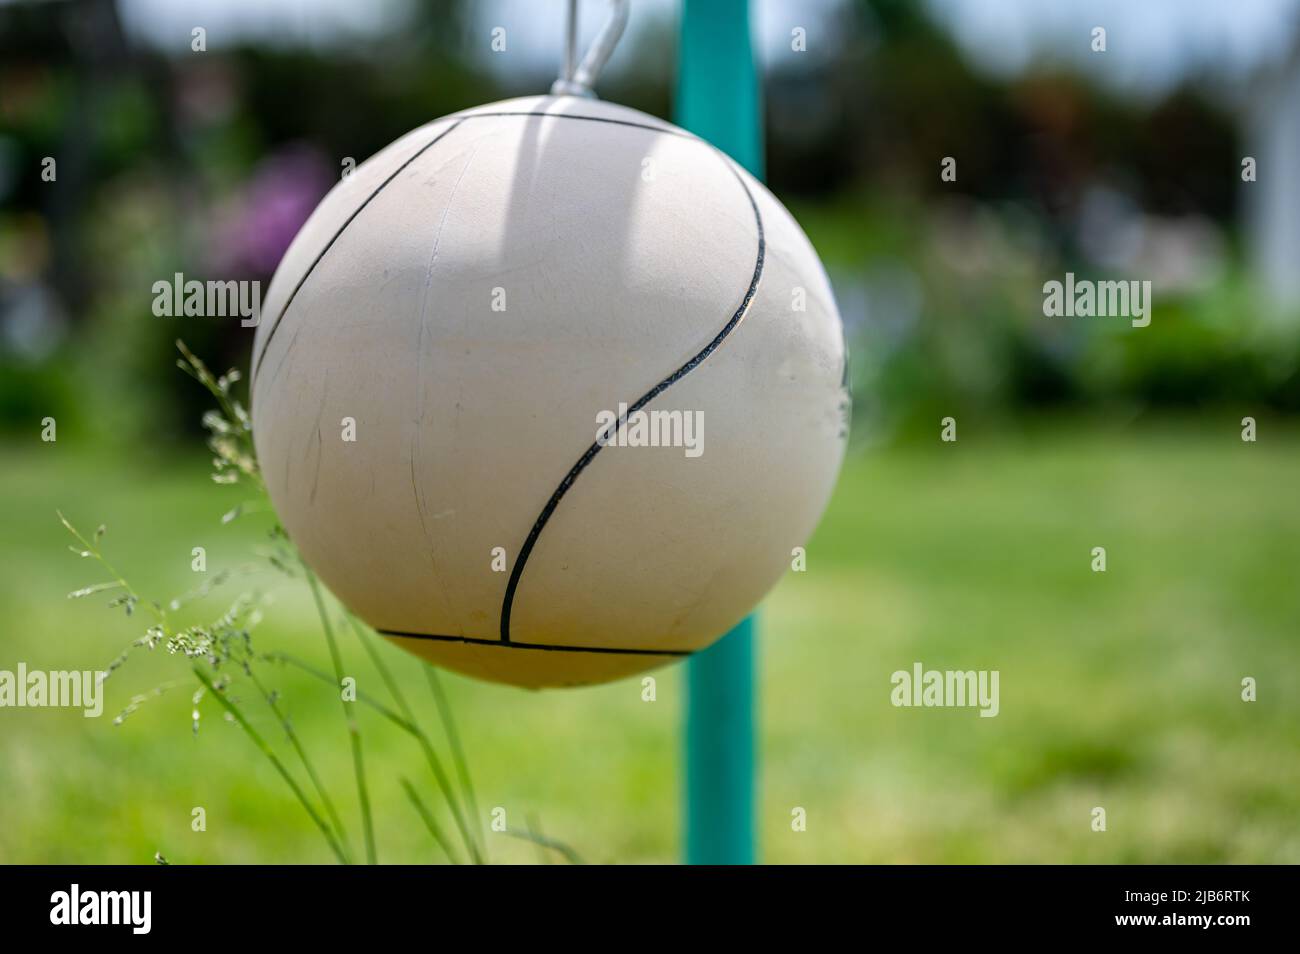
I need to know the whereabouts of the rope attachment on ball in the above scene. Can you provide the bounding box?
[550,0,630,99]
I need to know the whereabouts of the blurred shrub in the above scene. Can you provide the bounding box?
[810,195,1300,443]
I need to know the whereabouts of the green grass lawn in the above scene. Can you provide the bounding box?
[2,417,1297,863]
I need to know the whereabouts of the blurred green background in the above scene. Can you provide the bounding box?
[1,0,1298,863]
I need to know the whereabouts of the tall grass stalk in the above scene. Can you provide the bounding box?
[62,509,354,863]
[302,562,376,864]
[424,666,485,859]
[347,619,483,863]
[60,342,581,864]
[192,666,349,864]
[246,666,352,860]
[399,779,460,862]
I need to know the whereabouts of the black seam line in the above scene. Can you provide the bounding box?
[451,110,696,140]
[380,629,691,657]
[250,119,465,390]
[498,155,766,644]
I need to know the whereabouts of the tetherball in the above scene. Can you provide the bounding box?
[251,96,848,688]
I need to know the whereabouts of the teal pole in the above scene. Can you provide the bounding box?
[676,0,760,866]
[684,616,756,864]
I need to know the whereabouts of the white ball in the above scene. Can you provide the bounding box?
[251,96,848,688]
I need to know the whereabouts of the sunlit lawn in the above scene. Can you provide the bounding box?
[2,416,1297,863]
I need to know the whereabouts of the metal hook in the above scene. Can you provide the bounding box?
[551,0,630,99]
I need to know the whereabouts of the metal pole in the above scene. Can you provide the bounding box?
[676,0,761,867]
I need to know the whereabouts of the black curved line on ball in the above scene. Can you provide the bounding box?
[250,119,465,389]
[454,110,693,139]
[498,156,766,644]
[380,629,691,657]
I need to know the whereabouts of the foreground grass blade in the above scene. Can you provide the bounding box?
[302,563,376,865]
[348,618,483,864]
[399,778,460,864]
[192,666,349,865]
[504,827,586,865]
[424,665,485,860]
[247,667,350,861]
[270,648,479,863]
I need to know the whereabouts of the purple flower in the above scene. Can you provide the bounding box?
[214,144,334,277]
